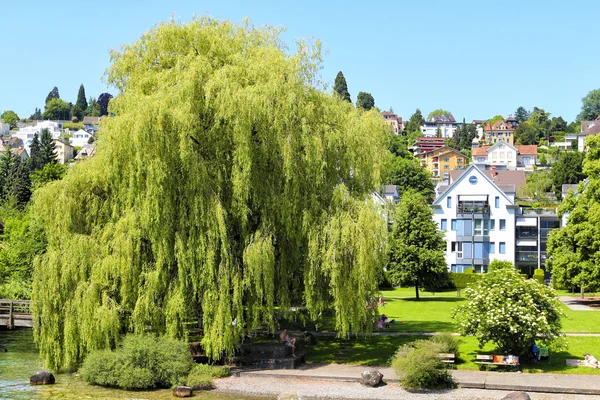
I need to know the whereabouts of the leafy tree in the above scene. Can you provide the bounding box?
[387,134,410,158]
[31,17,389,370]
[76,84,88,111]
[30,107,42,120]
[549,116,567,134]
[387,190,446,300]
[356,91,375,110]
[487,115,504,126]
[551,151,585,196]
[42,98,71,120]
[514,121,539,145]
[1,110,19,129]
[406,109,424,134]
[31,162,66,188]
[427,109,451,120]
[514,106,530,123]
[548,135,600,291]
[45,86,60,106]
[577,88,600,122]
[70,104,83,122]
[333,71,351,103]
[98,92,113,116]
[85,97,101,117]
[40,128,56,166]
[453,265,564,354]
[388,157,434,202]
[518,170,552,201]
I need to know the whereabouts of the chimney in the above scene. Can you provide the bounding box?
[491,166,497,177]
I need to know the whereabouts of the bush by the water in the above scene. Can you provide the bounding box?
[186,364,229,390]
[79,334,194,390]
[391,340,453,389]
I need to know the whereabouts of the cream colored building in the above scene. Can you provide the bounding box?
[53,139,74,164]
[421,146,468,178]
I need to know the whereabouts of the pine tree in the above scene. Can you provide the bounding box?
[30,107,42,120]
[40,129,56,166]
[76,84,88,111]
[6,159,32,207]
[333,71,351,102]
[28,133,44,172]
[0,148,16,199]
[45,87,60,106]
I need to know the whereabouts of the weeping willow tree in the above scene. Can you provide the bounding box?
[32,17,389,370]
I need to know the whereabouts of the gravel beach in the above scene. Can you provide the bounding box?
[214,376,600,400]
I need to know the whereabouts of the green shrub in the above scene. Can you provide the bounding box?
[449,272,480,289]
[533,269,545,285]
[391,340,454,389]
[464,268,474,274]
[186,364,229,390]
[430,333,460,357]
[80,334,194,390]
[488,260,514,272]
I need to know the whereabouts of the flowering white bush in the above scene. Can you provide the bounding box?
[452,266,565,354]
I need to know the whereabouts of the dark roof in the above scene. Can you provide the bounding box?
[449,169,526,192]
[581,119,600,135]
[83,116,101,125]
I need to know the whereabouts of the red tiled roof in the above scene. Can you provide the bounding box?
[515,145,537,155]
[449,169,527,191]
[472,146,489,156]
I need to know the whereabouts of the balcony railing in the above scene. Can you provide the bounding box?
[522,208,557,216]
[517,230,537,239]
[457,202,490,214]
[516,251,538,262]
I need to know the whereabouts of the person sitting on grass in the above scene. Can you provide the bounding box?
[539,345,549,361]
[381,314,390,329]
[280,329,296,357]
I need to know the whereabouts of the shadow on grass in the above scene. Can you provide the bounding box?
[400,297,465,303]
[384,320,457,333]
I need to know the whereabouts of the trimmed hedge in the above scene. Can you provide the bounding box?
[449,272,481,289]
[533,269,545,285]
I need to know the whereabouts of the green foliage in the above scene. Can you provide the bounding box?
[449,272,481,289]
[578,88,600,122]
[32,17,389,371]
[85,97,102,117]
[447,118,477,151]
[453,266,565,354]
[405,109,424,135]
[79,334,194,389]
[45,86,60,105]
[533,269,545,285]
[0,149,31,207]
[76,84,88,112]
[430,333,460,357]
[488,260,515,272]
[464,268,474,274]
[539,153,547,166]
[391,339,453,389]
[518,171,553,201]
[387,191,446,300]
[97,93,113,116]
[63,122,85,131]
[31,162,66,188]
[40,129,56,167]
[42,98,71,120]
[427,109,451,120]
[514,121,539,145]
[1,110,19,129]
[515,106,530,123]
[387,157,434,202]
[333,71,351,103]
[487,115,504,126]
[551,151,585,196]
[70,104,83,122]
[186,364,229,390]
[30,107,42,121]
[356,91,375,110]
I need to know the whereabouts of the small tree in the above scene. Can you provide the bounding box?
[387,190,447,300]
[453,265,564,355]
[76,84,88,111]
[1,111,19,129]
[333,71,351,103]
[40,129,56,166]
[356,92,375,110]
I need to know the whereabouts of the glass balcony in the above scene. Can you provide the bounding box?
[516,251,538,262]
[522,208,557,216]
[457,202,490,215]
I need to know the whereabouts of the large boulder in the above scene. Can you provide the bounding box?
[30,371,55,385]
[502,392,531,400]
[173,386,193,397]
[360,369,383,387]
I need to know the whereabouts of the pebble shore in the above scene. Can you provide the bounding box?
[214,376,600,400]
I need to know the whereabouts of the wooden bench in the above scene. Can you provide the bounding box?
[476,354,519,370]
[438,353,456,364]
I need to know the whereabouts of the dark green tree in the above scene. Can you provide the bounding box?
[577,89,600,122]
[1,111,19,129]
[549,116,567,134]
[70,104,83,122]
[405,108,425,141]
[45,86,60,106]
[333,71,351,103]
[0,148,17,198]
[514,121,539,145]
[448,118,478,151]
[40,129,56,166]
[7,160,32,207]
[551,151,585,196]
[356,91,375,110]
[28,133,44,172]
[514,106,530,123]
[85,97,101,117]
[30,107,42,120]
[76,84,88,111]
[388,190,447,300]
[98,92,113,116]
[42,98,71,120]
[388,157,434,202]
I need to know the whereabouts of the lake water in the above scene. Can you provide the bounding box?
[0,328,270,400]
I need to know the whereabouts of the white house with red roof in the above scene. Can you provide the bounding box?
[471,141,537,171]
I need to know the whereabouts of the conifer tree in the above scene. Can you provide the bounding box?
[45,87,60,106]
[76,84,88,112]
[28,133,44,172]
[32,17,389,370]
[40,129,56,166]
[333,71,351,102]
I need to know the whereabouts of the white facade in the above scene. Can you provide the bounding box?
[421,122,457,138]
[472,142,537,171]
[13,120,63,153]
[432,165,516,272]
[70,129,94,147]
[0,122,10,135]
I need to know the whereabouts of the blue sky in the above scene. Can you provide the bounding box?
[1,0,598,123]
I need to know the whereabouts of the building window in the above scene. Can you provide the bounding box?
[495,196,500,208]
[447,196,451,208]
[499,242,506,254]
[444,157,450,162]
[490,219,495,231]
[489,242,495,254]
[457,158,463,163]
[451,219,457,231]
[444,165,450,169]
[500,219,506,231]
[441,219,447,230]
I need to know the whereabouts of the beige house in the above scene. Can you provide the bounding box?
[53,139,74,164]
[472,142,537,170]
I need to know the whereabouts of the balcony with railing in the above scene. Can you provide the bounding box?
[521,208,558,216]
[457,201,490,215]
[516,251,538,262]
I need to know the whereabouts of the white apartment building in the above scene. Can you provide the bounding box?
[421,114,457,138]
[12,120,62,153]
[432,164,517,273]
[70,129,95,147]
